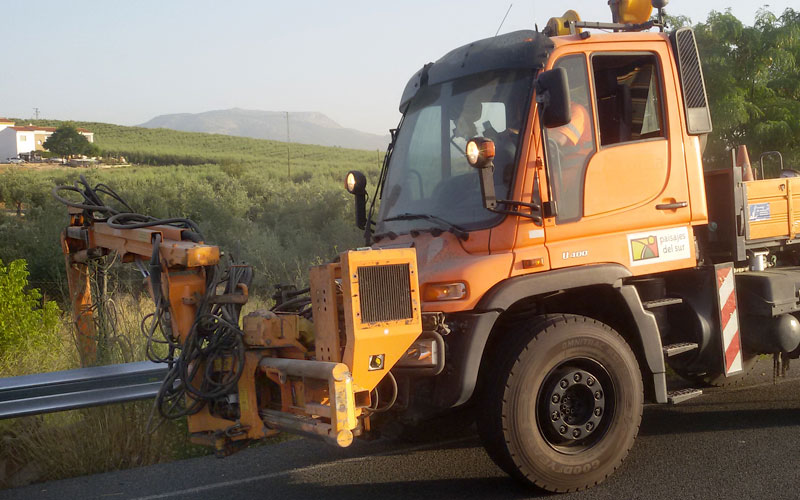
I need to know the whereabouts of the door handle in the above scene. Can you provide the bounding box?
[656,201,688,210]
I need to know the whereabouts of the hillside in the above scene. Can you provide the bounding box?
[1,118,383,290]
[139,108,390,151]
[15,119,383,167]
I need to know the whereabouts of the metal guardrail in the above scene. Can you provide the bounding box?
[0,361,167,419]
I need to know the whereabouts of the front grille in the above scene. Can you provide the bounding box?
[675,29,707,108]
[358,264,413,323]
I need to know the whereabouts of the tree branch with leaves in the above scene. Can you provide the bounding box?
[43,123,100,160]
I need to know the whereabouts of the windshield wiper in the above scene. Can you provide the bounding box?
[383,213,469,241]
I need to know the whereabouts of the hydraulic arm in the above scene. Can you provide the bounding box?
[57,177,423,454]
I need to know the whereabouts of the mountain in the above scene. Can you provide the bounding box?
[138,108,390,151]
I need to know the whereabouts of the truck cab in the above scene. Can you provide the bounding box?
[375,28,708,307]
[362,23,717,397]
[344,5,790,491]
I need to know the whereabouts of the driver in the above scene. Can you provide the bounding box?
[551,101,592,153]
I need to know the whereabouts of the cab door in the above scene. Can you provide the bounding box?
[542,42,696,274]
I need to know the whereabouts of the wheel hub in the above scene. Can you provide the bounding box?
[546,368,605,442]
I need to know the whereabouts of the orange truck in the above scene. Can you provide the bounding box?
[60,0,800,493]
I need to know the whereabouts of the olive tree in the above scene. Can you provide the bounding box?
[43,123,100,159]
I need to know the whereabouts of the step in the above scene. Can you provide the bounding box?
[668,388,703,404]
[643,297,684,309]
[662,342,699,357]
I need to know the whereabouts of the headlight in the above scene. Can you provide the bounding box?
[466,141,481,165]
[465,137,495,168]
[345,170,367,195]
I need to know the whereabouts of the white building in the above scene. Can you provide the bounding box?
[0,118,13,133]
[0,123,94,161]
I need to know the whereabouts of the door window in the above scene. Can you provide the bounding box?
[544,54,596,223]
[591,53,665,146]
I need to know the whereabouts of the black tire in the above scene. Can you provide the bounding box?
[478,314,643,492]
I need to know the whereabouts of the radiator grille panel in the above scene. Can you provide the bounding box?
[672,27,712,134]
[358,264,412,323]
[675,29,707,108]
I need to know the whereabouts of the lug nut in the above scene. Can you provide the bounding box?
[560,379,569,389]
[573,373,582,382]
[551,411,560,421]
[552,394,560,403]
[559,425,567,434]
[587,377,594,386]
[572,429,581,438]
[586,422,594,431]
[595,391,603,400]
[594,408,602,417]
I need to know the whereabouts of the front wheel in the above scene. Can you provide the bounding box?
[478,315,643,492]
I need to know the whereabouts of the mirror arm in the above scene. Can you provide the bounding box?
[354,192,367,230]
[488,207,542,224]
[478,163,497,209]
[497,199,540,211]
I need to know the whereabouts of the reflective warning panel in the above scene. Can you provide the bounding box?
[716,263,743,376]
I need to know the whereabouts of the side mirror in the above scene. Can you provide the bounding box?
[345,170,368,229]
[466,138,497,209]
[536,67,572,128]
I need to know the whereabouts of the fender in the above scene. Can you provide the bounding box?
[434,264,668,407]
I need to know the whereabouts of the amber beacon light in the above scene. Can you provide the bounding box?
[610,0,654,24]
[423,282,468,302]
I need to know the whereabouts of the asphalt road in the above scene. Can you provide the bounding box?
[3,357,800,500]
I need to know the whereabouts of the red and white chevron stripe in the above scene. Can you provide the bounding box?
[717,265,743,375]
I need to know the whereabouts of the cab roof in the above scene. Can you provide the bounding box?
[399,30,553,112]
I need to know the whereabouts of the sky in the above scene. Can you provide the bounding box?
[0,1,795,135]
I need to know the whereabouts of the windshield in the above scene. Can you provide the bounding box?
[377,70,534,235]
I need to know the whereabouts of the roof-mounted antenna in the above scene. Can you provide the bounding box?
[495,3,513,36]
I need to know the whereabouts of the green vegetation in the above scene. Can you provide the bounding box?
[42,123,99,159]
[0,292,211,489]
[0,124,381,294]
[693,8,800,172]
[22,118,384,167]
[0,259,61,370]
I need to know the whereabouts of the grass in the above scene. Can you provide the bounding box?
[0,276,294,489]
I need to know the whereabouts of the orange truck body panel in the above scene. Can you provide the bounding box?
[406,32,709,312]
[745,177,800,241]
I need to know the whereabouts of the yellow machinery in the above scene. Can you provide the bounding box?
[58,177,422,455]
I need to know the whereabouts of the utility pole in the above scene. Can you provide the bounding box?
[285,111,291,178]
[33,107,40,120]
